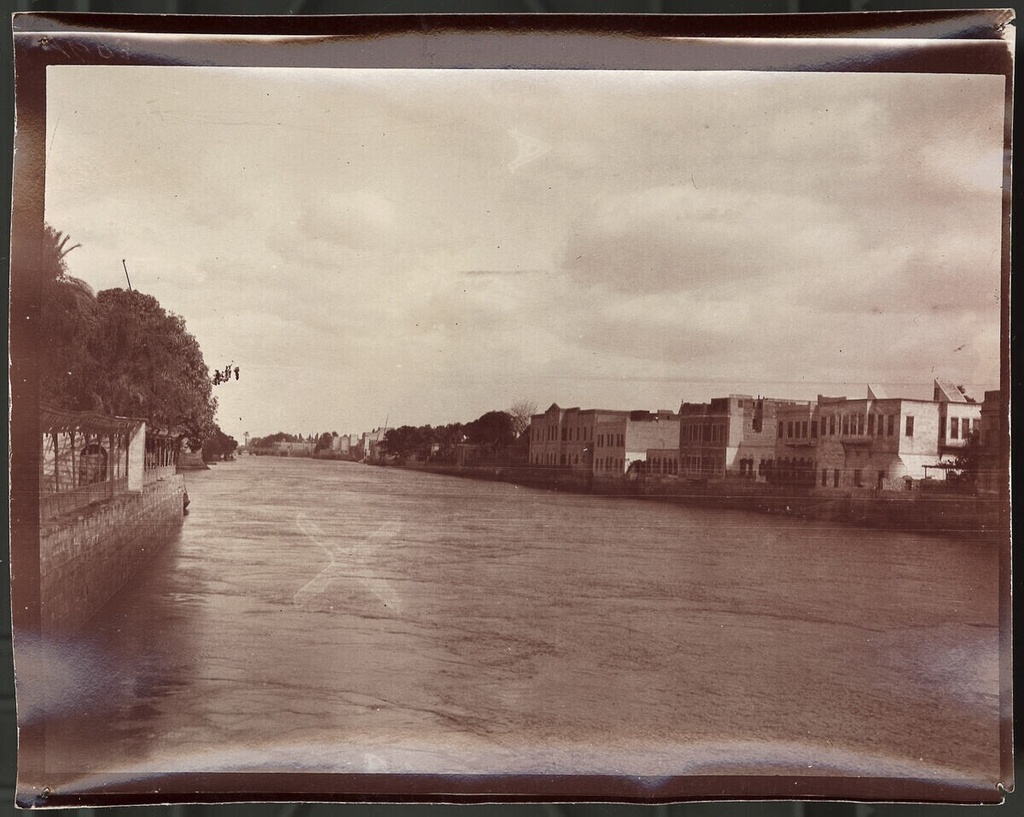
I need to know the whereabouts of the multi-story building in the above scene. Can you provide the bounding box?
[800,381,981,491]
[678,395,811,481]
[593,410,679,478]
[528,404,628,470]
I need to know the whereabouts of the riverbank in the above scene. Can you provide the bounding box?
[390,462,1001,538]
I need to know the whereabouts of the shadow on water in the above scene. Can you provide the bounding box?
[28,521,203,776]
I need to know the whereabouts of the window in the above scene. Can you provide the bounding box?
[829,415,836,435]
[867,414,875,435]
[833,468,840,487]
[905,416,914,437]
[778,421,784,437]
[787,421,794,438]
[821,468,828,487]
[842,415,849,435]
[887,414,894,436]
[950,417,959,439]
[962,418,971,439]
[877,470,885,490]
[801,420,808,438]
[854,469,863,487]
[811,420,818,438]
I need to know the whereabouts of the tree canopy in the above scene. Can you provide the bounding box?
[202,425,239,462]
[465,411,515,451]
[39,224,96,410]
[39,224,219,449]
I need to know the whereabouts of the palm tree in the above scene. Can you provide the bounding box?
[40,224,96,409]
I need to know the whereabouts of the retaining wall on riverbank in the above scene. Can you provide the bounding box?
[40,475,186,633]
[397,463,998,537]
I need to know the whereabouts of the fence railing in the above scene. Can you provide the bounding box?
[40,404,179,523]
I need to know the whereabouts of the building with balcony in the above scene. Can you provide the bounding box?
[798,381,981,491]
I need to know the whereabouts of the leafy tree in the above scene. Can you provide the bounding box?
[39,224,96,409]
[38,224,219,450]
[86,288,217,449]
[314,432,334,453]
[431,423,465,462]
[952,430,981,485]
[202,425,238,462]
[465,411,515,451]
[381,425,427,460]
[254,431,300,447]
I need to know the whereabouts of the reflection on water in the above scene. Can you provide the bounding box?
[33,456,1002,785]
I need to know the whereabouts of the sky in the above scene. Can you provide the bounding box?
[44,65,1006,441]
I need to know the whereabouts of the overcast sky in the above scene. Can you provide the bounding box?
[44,66,1005,440]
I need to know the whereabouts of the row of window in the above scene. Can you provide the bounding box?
[780,413,901,440]
[596,457,623,472]
[948,417,978,440]
[597,433,624,448]
[643,457,679,475]
[681,422,728,443]
[680,455,726,474]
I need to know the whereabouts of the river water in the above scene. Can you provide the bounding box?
[28,456,1003,790]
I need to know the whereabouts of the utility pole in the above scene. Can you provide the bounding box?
[122,259,133,291]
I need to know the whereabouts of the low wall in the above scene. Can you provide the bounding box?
[40,475,186,634]
[402,463,593,493]
[393,464,998,538]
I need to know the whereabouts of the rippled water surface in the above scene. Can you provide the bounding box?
[32,456,1003,787]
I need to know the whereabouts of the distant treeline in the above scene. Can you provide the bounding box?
[380,410,529,464]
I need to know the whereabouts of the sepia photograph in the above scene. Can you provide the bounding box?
[8,11,1013,807]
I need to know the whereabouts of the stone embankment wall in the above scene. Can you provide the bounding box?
[397,464,998,538]
[40,475,186,633]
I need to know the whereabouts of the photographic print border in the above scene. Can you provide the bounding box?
[9,10,1014,807]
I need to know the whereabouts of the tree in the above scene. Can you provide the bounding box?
[956,385,978,404]
[314,432,334,454]
[952,429,981,486]
[381,425,427,460]
[465,411,515,451]
[431,423,465,462]
[507,399,538,437]
[253,431,300,448]
[202,425,238,462]
[38,225,220,451]
[86,288,217,450]
[39,224,96,410]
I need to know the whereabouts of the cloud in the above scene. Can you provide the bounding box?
[564,184,860,295]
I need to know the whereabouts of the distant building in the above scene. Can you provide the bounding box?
[360,428,386,462]
[528,404,628,470]
[332,434,351,455]
[273,441,314,456]
[678,395,811,481]
[641,447,680,477]
[801,381,981,491]
[593,410,679,478]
